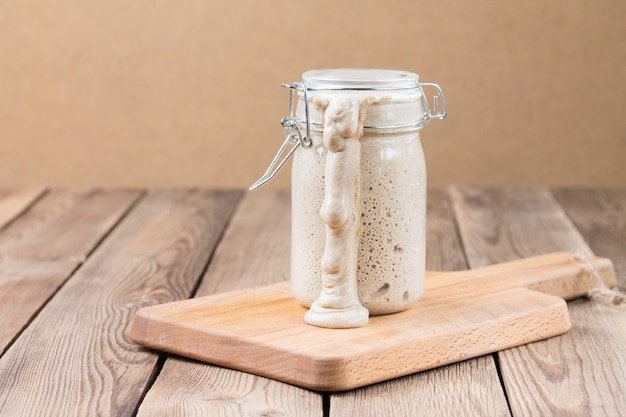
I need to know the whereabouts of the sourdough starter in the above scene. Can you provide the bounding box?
[291,69,427,317]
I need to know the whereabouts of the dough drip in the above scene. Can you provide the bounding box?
[304,96,373,328]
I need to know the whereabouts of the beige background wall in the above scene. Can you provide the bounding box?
[0,0,624,188]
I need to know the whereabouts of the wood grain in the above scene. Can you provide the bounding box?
[0,189,241,417]
[196,189,292,294]
[0,188,140,353]
[554,187,626,290]
[449,186,590,267]
[0,186,46,230]
[0,186,622,417]
[449,185,626,416]
[136,190,323,417]
[131,252,617,391]
[331,355,506,417]
[330,188,510,416]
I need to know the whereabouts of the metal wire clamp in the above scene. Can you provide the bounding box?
[249,81,447,190]
[249,83,312,190]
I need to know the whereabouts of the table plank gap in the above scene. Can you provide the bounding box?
[449,185,626,417]
[0,189,242,417]
[185,188,245,299]
[0,188,142,355]
[328,188,511,417]
[1,189,146,353]
[0,186,47,231]
[137,189,324,417]
[553,187,626,290]
[130,353,168,417]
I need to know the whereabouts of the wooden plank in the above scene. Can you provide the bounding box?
[0,189,241,417]
[449,186,590,267]
[330,188,511,416]
[0,186,46,230]
[133,253,616,390]
[136,190,323,417]
[0,188,141,354]
[553,187,626,289]
[425,189,469,273]
[332,356,505,416]
[449,185,626,416]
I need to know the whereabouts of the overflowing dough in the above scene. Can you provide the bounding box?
[304,96,373,328]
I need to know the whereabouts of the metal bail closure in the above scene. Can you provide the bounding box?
[249,78,448,190]
[249,82,312,191]
[419,82,448,123]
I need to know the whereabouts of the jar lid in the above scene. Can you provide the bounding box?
[302,69,419,90]
[249,69,446,190]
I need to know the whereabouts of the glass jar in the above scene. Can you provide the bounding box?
[251,68,446,326]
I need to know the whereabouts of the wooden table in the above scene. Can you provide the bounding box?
[0,186,624,416]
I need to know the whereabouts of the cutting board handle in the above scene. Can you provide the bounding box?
[426,252,616,300]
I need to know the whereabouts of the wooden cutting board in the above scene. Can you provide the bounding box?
[130,252,616,391]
